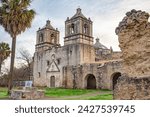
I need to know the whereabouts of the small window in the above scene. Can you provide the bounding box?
[47,61,50,66]
[84,24,88,33]
[39,33,44,42]
[51,34,55,43]
[71,23,75,34]
[70,50,72,55]
[38,72,41,77]
[57,59,61,65]
[51,34,54,37]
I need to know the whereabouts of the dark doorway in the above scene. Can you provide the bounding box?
[86,74,96,89]
[50,76,55,88]
[112,72,121,90]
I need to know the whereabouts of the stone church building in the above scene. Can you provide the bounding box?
[33,8,123,89]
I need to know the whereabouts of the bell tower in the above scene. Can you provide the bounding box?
[64,8,95,65]
[36,20,59,52]
[64,8,93,45]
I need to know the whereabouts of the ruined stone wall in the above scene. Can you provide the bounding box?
[111,52,122,60]
[95,51,122,61]
[62,64,97,89]
[114,75,150,100]
[115,9,150,99]
[104,60,123,89]
[63,60,122,90]
[116,9,150,77]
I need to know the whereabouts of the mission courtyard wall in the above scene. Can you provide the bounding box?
[62,60,123,89]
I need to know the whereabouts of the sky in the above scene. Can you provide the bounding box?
[0,0,150,70]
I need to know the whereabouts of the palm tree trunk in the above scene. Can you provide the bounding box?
[0,63,2,74]
[8,36,16,95]
[28,62,31,80]
[0,57,2,73]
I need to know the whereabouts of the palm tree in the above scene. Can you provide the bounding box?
[0,0,35,94]
[0,42,10,73]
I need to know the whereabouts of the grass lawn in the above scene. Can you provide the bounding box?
[45,88,113,100]
[0,87,113,100]
[45,88,96,97]
[88,94,113,100]
[0,87,8,99]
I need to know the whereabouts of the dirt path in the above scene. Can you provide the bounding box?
[42,91,112,100]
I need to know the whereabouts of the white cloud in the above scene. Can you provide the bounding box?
[86,0,150,50]
[1,0,150,70]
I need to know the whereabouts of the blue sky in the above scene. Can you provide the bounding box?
[0,0,150,69]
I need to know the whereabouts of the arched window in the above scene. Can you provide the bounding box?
[51,34,54,38]
[71,23,75,34]
[51,34,55,43]
[47,61,50,66]
[39,33,44,42]
[83,24,88,34]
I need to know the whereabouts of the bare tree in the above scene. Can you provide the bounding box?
[17,48,33,80]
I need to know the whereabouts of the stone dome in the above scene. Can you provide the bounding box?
[93,38,108,50]
[42,20,55,30]
[70,8,87,19]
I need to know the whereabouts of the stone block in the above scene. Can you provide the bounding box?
[114,75,150,100]
[10,87,44,100]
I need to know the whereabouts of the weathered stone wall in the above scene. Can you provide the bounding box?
[95,51,122,61]
[63,60,123,89]
[115,9,150,100]
[104,60,123,89]
[11,87,44,100]
[114,75,150,100]
[116,9,150,77]
[111,52,122,60]
[33,46,67,87]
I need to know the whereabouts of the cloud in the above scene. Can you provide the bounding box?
[1,0,150,69]
[86,0,150,50]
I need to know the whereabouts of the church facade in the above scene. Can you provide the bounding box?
[33,8,123,89]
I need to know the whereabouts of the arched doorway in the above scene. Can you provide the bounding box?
[112,72,121,90]
[50,76,55,88]
[86,74,96,89]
